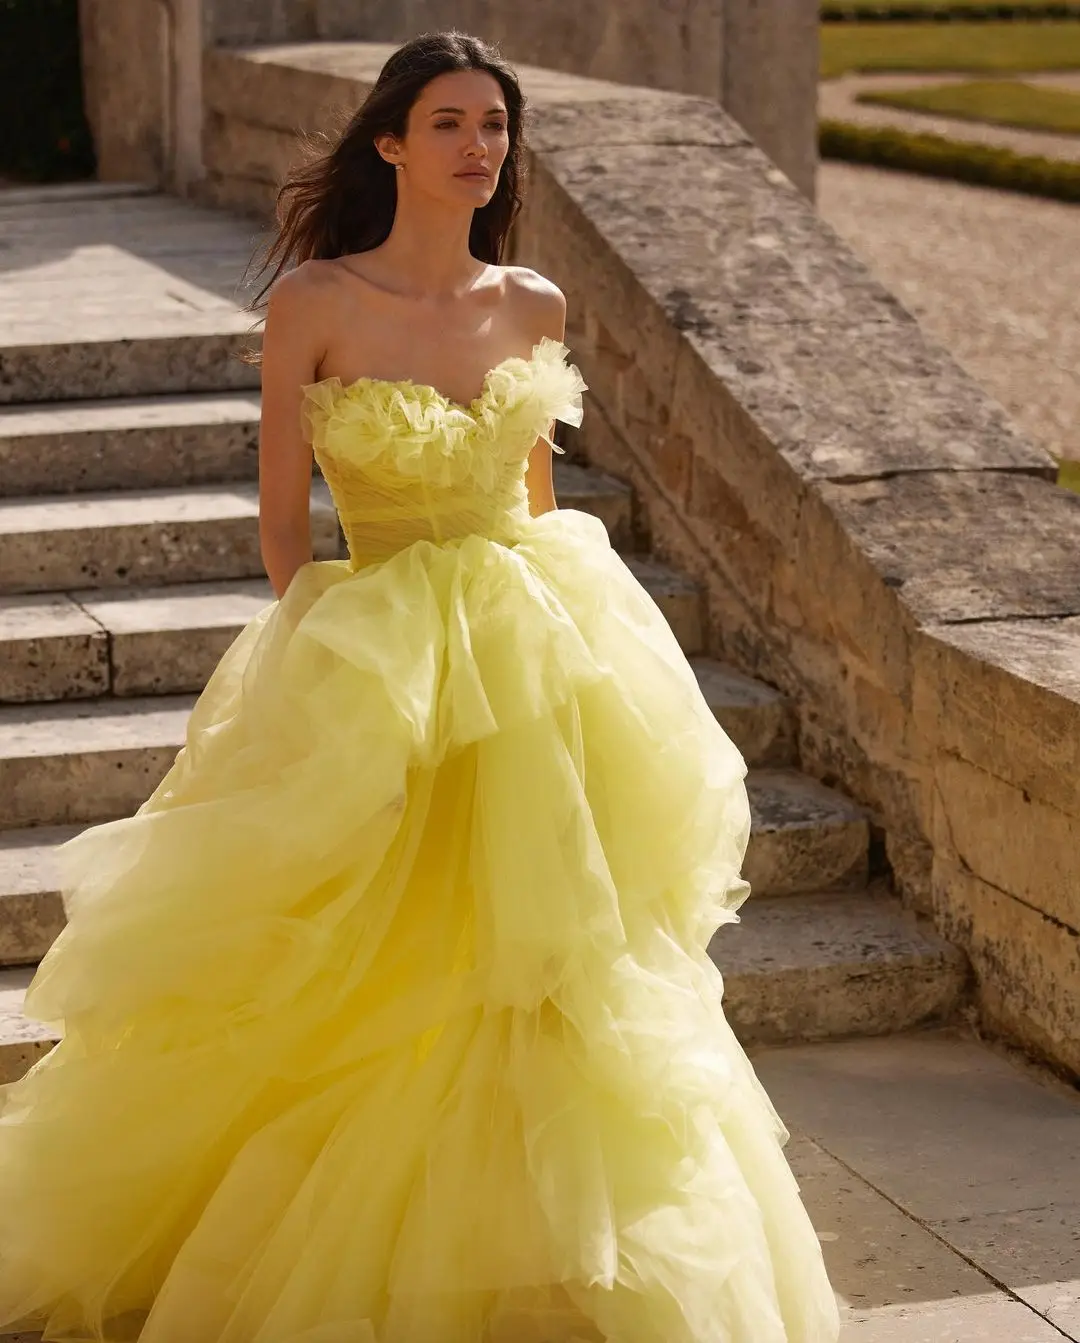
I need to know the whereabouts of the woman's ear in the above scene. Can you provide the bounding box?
[374,133,401,169]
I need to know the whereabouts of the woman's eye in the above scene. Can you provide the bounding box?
[435,121,457,130]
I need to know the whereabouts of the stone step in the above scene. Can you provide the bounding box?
[0,326,262,406]
[0,581,274,703]
[0,541,699,711]
[0,696,195,832]
[0,827,69,968]
[0,484,341,595]
[0,886,966,1085]
[690,658,796,769]
[0,392,263,496]
[0,398,635,539]
[0,191,264,404]
[744,769,869,898]
[714,887,969,1046]
[0,765,861,961]
[0,964,55,1084]
[623,555,702,654]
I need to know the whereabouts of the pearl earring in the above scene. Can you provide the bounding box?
[394,164,404,172]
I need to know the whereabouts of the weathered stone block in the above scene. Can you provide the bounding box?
[684,314,1054,482]
[914,620,1080,819]
[821,473,1080,625]
[203,113,307,187]
[0,597,108,703]
[540,141,908,333]
[932,861,1080,1079]
[931,755,1080,932]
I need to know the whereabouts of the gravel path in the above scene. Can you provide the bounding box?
[818,161,1080,462]
[820,71,1080,163]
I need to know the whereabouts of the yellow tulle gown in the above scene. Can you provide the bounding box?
[0,338,840,1343]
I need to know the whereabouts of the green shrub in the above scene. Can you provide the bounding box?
[0,0,95,182]
[823,3,1080,19]
[819,119,1080,202]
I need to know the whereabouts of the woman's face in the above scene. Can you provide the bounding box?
[382,69,510,206]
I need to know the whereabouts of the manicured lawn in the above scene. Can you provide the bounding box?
[824,0,1080,11]
[821,22,1080,78]
[860,78,1080,132]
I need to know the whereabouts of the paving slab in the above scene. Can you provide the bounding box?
[753,1029,1080,1339]
[787,1134,1070,1339]
[752,1029,1080,1220]
[933,1204,1080,1338]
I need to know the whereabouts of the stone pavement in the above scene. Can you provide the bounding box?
[756,1027,1080,1340]
[820,71,1080,166]
[818,160,1080,464]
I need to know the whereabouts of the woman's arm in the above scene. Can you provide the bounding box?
[520,277,568,519]
[258,266,325,599]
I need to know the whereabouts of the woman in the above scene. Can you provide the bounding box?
[0,30,840,1343]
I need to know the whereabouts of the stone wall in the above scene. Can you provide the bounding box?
[78,0,169,182]
[204,42,1080,1078]
[207,0,819,198]
[79,0,817,197]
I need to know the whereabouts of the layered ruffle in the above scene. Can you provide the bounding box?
[0,510,839,1343]
[0,342,839,1342]
[301,336,586,492]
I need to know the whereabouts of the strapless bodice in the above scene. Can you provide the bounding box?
[301,338,587,566]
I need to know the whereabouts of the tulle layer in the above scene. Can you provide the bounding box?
[0,509,839,1343]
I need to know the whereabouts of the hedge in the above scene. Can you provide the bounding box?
[823,4,1080,19]
[0,0,95,182]
[819,119,1080,202]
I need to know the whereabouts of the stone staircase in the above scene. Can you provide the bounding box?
[0,187,969,1090]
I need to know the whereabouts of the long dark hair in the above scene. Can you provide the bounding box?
[249,31,527,309]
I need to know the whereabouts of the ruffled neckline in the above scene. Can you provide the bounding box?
[300,336,587,493]
[303,336,567,419]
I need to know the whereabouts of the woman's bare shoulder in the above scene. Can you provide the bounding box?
[266,258,348,311]
[499,265,566,338]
